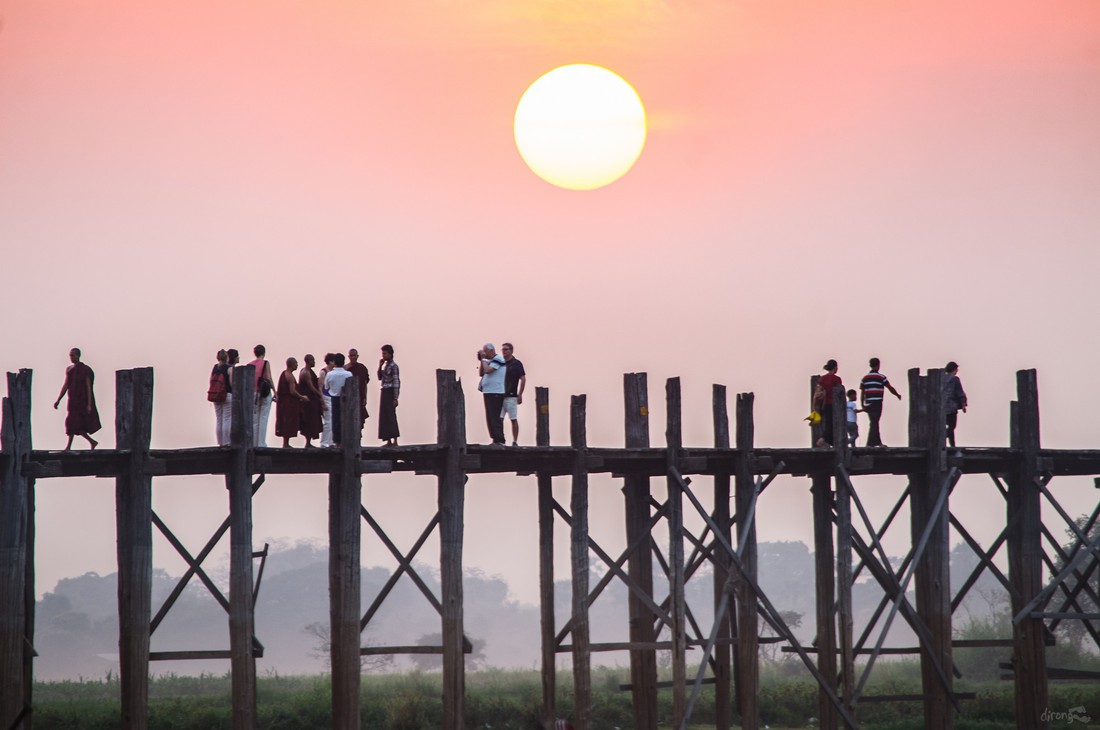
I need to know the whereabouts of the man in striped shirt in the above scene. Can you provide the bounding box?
[859,358,901,447]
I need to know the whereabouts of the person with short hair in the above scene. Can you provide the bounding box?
[53,347,101,450]
[814,359,843,448]
[298,354,323,448]
[249,345,275,447]
[478,343,508,446]
[319,353,336,447]
[345,348,371,430]
[846,389,862,448]
[325,353,354,446]
[275,357,308,448]
[377,345,401,446]
[859,357,902,447]
[943,361,967,448]
[500,342,526,446]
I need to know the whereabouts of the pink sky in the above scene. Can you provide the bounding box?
[2,1,1100,622]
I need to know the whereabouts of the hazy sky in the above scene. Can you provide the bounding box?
[2,1,1100,611]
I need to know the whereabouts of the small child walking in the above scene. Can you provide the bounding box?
[846,389,862,448]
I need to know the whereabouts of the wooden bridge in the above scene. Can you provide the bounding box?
[2,365,1099,729]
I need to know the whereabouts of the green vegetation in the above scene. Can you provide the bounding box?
[28,663,1100,729]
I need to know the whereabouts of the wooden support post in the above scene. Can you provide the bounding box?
[623,372,657,730]
[570,394,592,730]
[331,377,363,730]
[711,385,733,730]
[116,368,153,730]
[535,386,556,728]
[1,370,32,730]
[810,376,838,730]
[733,391,759,730]
[23,472,35,730]
[1007,369,1049,726]
[437,371,466,730]
[908,368,953,729]
[666,377,687,728]
[228,366,257,730]
[833,385,855,714]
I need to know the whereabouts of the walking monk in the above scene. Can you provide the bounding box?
[53,347,101,450]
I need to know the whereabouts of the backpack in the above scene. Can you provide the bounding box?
[207,368,228,403]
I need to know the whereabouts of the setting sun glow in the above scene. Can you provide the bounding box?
[514,64,647,191]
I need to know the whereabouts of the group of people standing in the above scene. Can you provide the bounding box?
[813,357,968,449]
[208,345,400,448]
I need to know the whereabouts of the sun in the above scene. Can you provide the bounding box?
[514,64,647,191]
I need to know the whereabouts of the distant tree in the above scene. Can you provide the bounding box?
[1053,514,1100,657]
[759,609,803,662]
[303,622,394,674]
[409,632,487,671]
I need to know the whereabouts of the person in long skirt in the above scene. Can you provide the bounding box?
[274,357,308,447]
[298,354,323,448]
[377,344,400,446]
[53,347,101,450]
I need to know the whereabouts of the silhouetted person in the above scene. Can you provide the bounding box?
[298,354,323,448]
[210,349,233,446]
[846,389,862,448]
[500,342,526,446]
[859,357,902,447]
[478,343,507,446]
[53,347,101,450]
[275,357,308,448]
[319,353,336,447]
[377,345,400,446]
[944,361,967,448]
[346,348,371,430]
[325,353,353,446]
[814,359,842,448]
[249,344,275,447]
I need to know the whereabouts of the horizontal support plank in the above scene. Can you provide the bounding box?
[1031,612,1100,620]
[857,693,976,704]
[150,650,232,661]
[19,445,1100,480]
[359,460,394,474]
[619,677,717,691]
[359,645,472,656]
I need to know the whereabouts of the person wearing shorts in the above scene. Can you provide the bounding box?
[500,342,526,446]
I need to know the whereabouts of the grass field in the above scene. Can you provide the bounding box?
[27,664,1100,729]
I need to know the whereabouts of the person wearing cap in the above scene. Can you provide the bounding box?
[477,343,508,446]
[814,359,843,447]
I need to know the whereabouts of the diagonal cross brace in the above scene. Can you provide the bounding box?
[1014,515,1100,625]
[150,476,265,634]
[669,466,859,730]
[360,509,443,628]
[558,499,671,646]
[552,498,672,640]
[849,467,961,710]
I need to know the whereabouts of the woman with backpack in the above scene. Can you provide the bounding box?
[208,349,233,445]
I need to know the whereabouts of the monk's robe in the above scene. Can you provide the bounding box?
[274,372,300,438]
[298,369,323,440]
[345,361,370,424]
[65,362,102,435]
